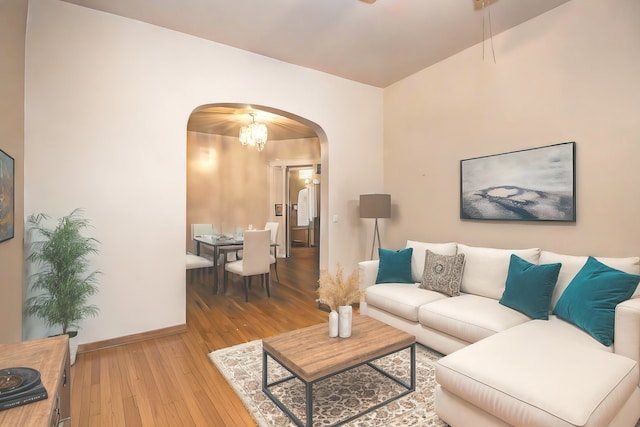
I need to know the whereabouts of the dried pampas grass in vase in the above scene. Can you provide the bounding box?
[318,264,363,338]
[318,263,363,311]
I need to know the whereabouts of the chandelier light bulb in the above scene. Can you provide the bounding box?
[239,113,268,151]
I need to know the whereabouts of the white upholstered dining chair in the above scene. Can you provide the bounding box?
[223,229,271,302]
[186,253,213,287]
[264,222,280,282]
[191,223,215,239]
[190,223,217,258]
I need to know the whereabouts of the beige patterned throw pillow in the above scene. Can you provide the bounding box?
[420,250,466,297]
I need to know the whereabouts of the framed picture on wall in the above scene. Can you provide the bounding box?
[460,142,576,222]
[274,204,283,216]
[0,148,15,243]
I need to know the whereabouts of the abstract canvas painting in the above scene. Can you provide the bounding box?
[460,142,575,221]
[0,149,15,242]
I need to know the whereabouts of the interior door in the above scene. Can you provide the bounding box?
[286,165,319,257]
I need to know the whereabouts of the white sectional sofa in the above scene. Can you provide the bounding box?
[359,241,640,427]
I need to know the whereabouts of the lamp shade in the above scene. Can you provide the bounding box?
[360,194,391,219]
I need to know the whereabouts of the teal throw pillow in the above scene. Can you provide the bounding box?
[499,255,561,320]
[553,256,640,346]
[376,248,414,284]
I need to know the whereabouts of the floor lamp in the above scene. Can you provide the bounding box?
[359,194,391,260]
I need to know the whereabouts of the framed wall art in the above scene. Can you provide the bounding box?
[274,203,283,216]
[460,142,576,222]
[0,148,15,243]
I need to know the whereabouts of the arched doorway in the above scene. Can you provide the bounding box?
[185,103,325,283]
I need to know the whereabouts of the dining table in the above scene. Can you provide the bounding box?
[193,235,243,294]
[193,235,279,294]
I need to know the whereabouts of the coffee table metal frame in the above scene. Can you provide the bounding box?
[262,342,416,427]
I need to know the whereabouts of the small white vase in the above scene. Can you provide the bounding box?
[329,310,339,337]
[338,305,352,338]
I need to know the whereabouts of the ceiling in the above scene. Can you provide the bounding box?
[187,105,318,141]
[61,0,571,138]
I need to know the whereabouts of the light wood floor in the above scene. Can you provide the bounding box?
[70,247,330,426]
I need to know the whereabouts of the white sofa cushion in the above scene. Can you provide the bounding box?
[418,294,531,344]
[457,244,541,300]
[615,297,640,363]
[405,241,457,283]
[539,250,640,309]
[436,317,636,427]
[365,283,447,322]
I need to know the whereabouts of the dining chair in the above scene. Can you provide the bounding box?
[186,252,213,287]
[191,223,215,238]
[218,244,240,282]
[264,222,280,282]
[191,223,216,256]
[218,230,242,264]
[223,229,271,302]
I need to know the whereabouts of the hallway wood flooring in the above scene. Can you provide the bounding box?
[70,247,330,426]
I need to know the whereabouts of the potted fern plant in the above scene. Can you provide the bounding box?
[25,209,101,364]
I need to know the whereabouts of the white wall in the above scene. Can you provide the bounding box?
[186,132,320,253]
[24,0,383,344]
[383,0,640,257]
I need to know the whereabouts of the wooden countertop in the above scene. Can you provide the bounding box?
[0,335,69,425]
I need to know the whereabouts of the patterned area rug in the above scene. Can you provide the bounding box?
[209,340,447,426]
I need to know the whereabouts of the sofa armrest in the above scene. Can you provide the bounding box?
[614,297,640,364]
[358,260,379,291]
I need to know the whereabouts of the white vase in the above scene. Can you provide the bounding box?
[329,310,339,337]
[338,305,352,338]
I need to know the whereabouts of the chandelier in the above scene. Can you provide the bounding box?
[239,113,268,152]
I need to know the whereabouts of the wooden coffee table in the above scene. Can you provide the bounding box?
[262,315,416,427]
